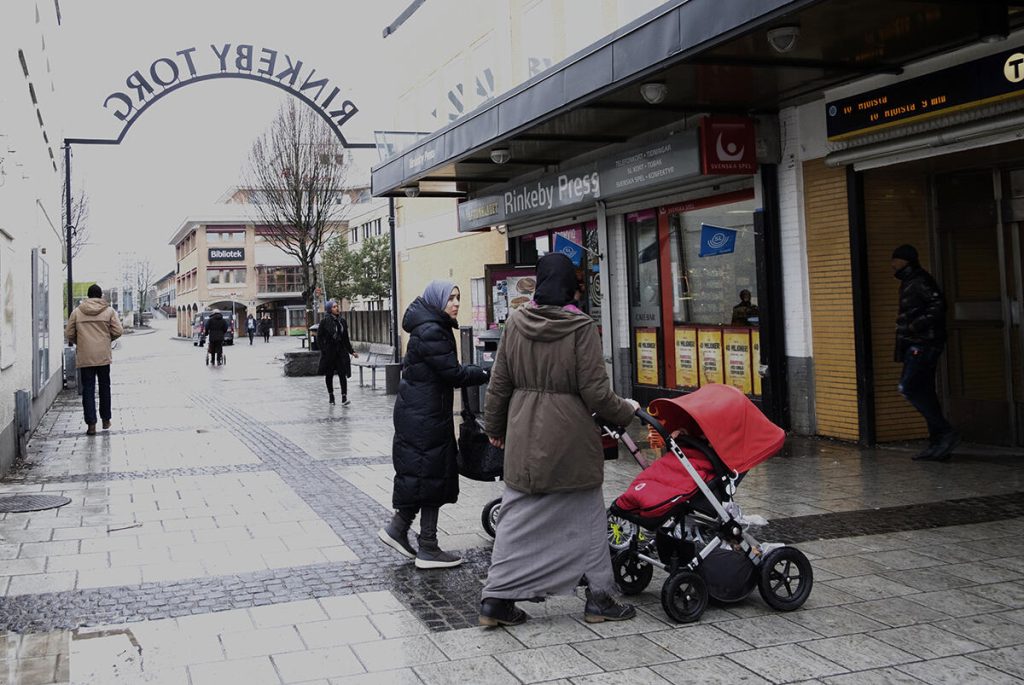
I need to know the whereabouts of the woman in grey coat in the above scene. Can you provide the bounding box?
[480,253,639,626]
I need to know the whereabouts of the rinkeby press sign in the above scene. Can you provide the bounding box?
[208,247,244,262]
[458,131,702,231]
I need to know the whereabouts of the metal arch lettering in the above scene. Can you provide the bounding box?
[71,72,376,149]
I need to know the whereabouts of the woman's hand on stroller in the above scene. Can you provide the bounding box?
[488,436,505,449]
[625,399,640,413]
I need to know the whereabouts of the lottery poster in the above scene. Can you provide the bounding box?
[635,328,659,385]
[673,326,698,389]
[697,328,723,386]
[723,329,752,394]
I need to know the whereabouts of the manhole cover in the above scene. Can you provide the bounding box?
[0,495,72,513]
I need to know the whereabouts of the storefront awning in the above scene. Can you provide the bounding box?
[371,0,1024,199]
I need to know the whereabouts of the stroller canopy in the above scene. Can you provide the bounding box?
[648,384,785,473]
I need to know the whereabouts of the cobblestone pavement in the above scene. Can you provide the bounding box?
[2,318,1024,683]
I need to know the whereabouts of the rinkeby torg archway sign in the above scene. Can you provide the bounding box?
[63,42,375,316]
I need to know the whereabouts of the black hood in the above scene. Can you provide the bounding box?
[403,296,454,333]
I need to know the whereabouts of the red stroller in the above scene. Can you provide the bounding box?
[602,384,812,623]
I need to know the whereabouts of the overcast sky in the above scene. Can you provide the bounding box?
[56,0,404,285]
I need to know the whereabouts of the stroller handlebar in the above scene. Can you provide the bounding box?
[634,408,673,445]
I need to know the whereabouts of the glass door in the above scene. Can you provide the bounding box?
[935,170,1017,445]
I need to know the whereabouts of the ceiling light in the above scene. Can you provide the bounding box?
[403,184,420,198]
[640,82,668,105]
[490,147,511,164]
[767,25,800,54]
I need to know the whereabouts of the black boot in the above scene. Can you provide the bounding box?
[479,598,528,627]
[584,588,636,623]
[415,537,462,569]
[415,507,461,569]
[377,511,416,559]
[328,393,335,405]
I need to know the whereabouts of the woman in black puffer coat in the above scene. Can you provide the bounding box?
[378,280,488,569]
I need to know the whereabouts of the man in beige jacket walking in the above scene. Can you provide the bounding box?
[65,284,123,435]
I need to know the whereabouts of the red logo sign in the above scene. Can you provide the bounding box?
[700,117,757,175]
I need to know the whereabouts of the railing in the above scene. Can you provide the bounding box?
[346,309,391,345]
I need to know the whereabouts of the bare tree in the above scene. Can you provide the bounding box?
[62,181,90,259]
[134,259,156,314]
[243,100,350,331]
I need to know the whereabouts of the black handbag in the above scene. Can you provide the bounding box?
[457,387,504,481]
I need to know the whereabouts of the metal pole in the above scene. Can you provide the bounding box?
[64,143,73,318]
[388,197,400,362]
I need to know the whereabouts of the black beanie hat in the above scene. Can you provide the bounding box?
[891,244,918,263]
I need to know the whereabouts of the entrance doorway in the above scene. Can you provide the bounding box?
[934,169,1024,445]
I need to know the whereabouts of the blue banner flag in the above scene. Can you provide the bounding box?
[698,224,737,257]
[553,234,584,266]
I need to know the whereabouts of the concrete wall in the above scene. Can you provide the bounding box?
[0,3,67,475]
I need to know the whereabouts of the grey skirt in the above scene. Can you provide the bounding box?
[481,485,615,600]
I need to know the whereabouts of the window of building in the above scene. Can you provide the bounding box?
[207,268,246,286]
[258,266,303,292]
[207,229,245,243]
[350,227,359,244]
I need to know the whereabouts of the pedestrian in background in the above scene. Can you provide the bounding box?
[64,284,123,435]
[731,289,760,326]
[892,244,958,461]
[260,315,272,343]
[317,300,357,406]
[379,280,488,569]
[247,315,256,345]
[480,253,639,627]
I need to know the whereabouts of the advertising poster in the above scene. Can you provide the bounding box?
[697,328,723,386]
[752,329,761,397]
[505,275,536,312]
[635,328,659,385]
[723,329,752,395]
[673,326,699,389]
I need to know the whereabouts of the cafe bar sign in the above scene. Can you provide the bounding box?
[458,130,703,232]
[826,45,1024,141]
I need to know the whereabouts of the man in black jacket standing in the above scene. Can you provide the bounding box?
[892,244,958,461]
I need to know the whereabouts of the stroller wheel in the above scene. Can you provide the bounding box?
[661,571,708,623]
[481,497,502,538]
[611,550,654,595]
[607,511,638,552]
[757,546,813,611]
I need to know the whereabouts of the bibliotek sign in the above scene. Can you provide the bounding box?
[208,247,244,262]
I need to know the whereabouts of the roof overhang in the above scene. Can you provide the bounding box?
[372,0,1024,199]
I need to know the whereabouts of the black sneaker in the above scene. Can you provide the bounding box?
[912,442,938,460]
[377,525,416,559]
[479,598,529,627]
[328,394,335,405]
[341,396,351,406]
[584,590,636,623]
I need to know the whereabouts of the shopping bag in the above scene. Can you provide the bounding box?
[457,388,504,481]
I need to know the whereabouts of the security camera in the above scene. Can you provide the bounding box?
[640,82,668,105]
[490,148,511,165]
[767,26,800,54]
[404,185,420,198]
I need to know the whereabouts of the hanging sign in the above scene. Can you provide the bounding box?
[635,328,659,385]
[752,329,762,397]
[723,329,752,395]
[698,224,737,257]
[700,116,757,175]
[552,234,584,266]
[698,328,723,386]
[674,326,699,389]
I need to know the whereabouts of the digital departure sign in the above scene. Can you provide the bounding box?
[826,47,1024,141]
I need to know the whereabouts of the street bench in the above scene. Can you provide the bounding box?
[355,343,399,390]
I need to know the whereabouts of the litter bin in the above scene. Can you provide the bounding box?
[308,323,319,351]
[474,328,502,412]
